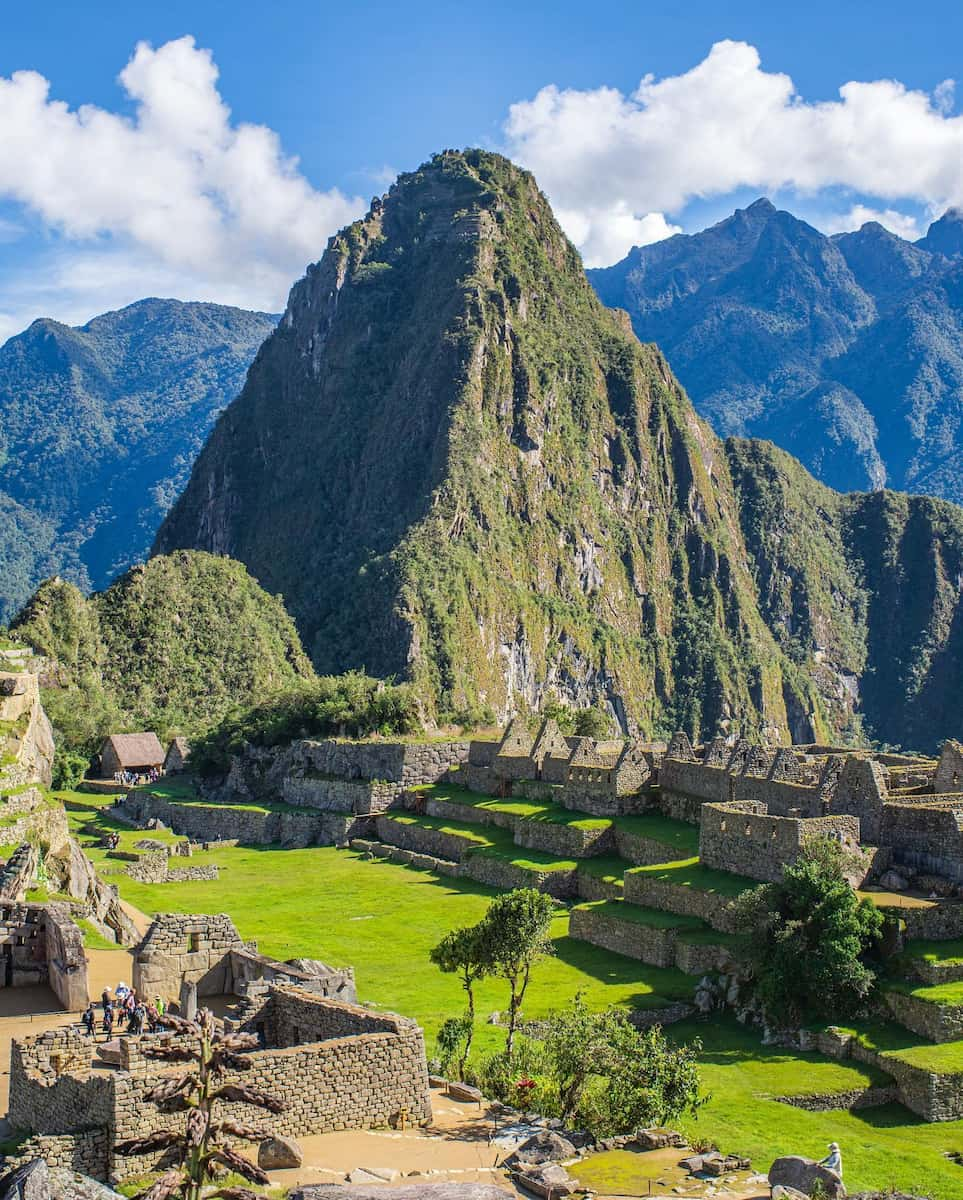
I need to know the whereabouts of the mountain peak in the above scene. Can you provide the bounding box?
[917,208,963,258]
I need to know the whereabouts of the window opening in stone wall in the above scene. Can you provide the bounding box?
[188,932,201,953]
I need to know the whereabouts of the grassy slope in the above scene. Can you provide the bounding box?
[61,793,963,1196]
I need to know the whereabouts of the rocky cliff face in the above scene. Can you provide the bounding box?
[726,440,963,750]
[589,202,963,503]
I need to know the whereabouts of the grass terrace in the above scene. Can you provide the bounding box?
[574,898,705,932]
[382,811,580,872]
[627,856,758,897]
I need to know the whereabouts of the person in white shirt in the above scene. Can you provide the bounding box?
[819,1142,843,1180]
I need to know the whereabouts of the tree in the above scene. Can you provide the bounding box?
[429,924,490,1075]
[542,993,705,1132]
[732,836,884,1025]
[574,707,611,738]
[477,889,555,1056]
[114,1008,284,1200]
[435,1015,473,1079]
[51,747,90,791]
[599,1020,704,1136]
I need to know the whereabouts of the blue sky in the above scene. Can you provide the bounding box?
[1,0,962,337]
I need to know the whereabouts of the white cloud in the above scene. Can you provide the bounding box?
[504,40,963,264]
[0,36,365,336]
[820,204,922,241]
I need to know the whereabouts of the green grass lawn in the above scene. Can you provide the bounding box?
[61,797,963,1197]
[902,937,963,968]
[666,1017,963,1199]
[886,978,963,1007]
[420,782,611,830]
[574,898,704,931]
[383,811,580,873]
[837,1019,963,1075]
[612,812,700,856]
[627,857,757,897]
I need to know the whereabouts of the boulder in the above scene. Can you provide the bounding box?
[95,1038,123,1066]
[348,1169,400,1184]
[771,1188,808,1200]
[258,1135,304,1169]
[878,869,908,892]
[769,1156,845,1198]
[0,1160,51,1200]
[505,1130,576,1168]
[515,1163,576,1197]
[48,1170,125,1199]
[447,1081,483,1104]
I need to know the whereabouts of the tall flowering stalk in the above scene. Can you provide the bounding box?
[114,1008,285,1200]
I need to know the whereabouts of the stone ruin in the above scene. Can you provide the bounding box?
[8,970,430,1182]
[463,718,658,815]
[659,735,963,889]
[0,900,87,1011]
[132,912,357,1013]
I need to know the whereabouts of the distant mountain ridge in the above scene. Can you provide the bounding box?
[0,298,277,623]
[588,201,963,502]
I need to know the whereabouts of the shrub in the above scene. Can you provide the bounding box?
[52,748,90,791]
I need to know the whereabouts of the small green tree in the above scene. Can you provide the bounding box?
[435,1015,473,1078]
[574,706,611,738]
[477,888,555,1055]
[732,836,884,1025]
[429,924,490,1075]
[114,1008,284,1200]
[542,993,704,1131]
[541,701,576,735]
[52,747,90,791]
[599,1020,704,1136]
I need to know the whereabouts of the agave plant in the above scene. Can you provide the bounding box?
[115,1008,285,1200]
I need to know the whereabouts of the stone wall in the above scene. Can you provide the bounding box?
[623,871,742,933]
[698,803,860,883]
[125,852,219,884]
[897,900,963,941]
[613,828,687,867]
[511,818,614,859]
[4,1129,108,1178]
[884,989,963,1043]
[374,816,474,863]
[123,791,353,848]
[882,802,963,882]
[461,855,578,899]
[569,905,676,967]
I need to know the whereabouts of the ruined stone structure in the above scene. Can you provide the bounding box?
[0,901,87,1009]
[8,982,429,1181]
[464,719,657,815]
[162,738,190,774]
[699,803,862,884]
[131,913,356,1009]
[0,670,54,792]
[660,736,963,884]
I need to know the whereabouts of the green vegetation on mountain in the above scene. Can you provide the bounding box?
[156,149,830,743]
[11,550,313,752]
[0,298,276,622]
[728,437,963,748]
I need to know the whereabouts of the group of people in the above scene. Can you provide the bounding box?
[112,767,161,787]
[82,982,166,1040]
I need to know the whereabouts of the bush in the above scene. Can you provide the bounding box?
[52,748,90,791]
[732,836,884,1024]
[191,671,422,776]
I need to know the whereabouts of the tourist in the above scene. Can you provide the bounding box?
[82,1004,96,1038]
[145,1003,158,1033]
[154,995,165,1017]
[102,1003,114,1037]
[819,1142,843,1181]
[101,986,111,1014]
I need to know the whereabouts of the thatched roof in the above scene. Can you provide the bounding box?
[102,732,165,767]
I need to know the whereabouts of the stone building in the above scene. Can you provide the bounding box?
[162,737,190,774]
[0,900,87,1009]
[661,734,963,884]
[465,719,658,815]
[99,734,164,778]
[132,913,356,1010]
[8,983,430,1182]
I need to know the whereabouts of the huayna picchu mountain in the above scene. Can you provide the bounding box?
[156,151,963,750]
[0,298,277,623]
[589,200,963,504]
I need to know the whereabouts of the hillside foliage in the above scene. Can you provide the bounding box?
[11,551,314,753]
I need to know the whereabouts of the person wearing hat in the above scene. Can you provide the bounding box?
[819,1142,842,1180]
